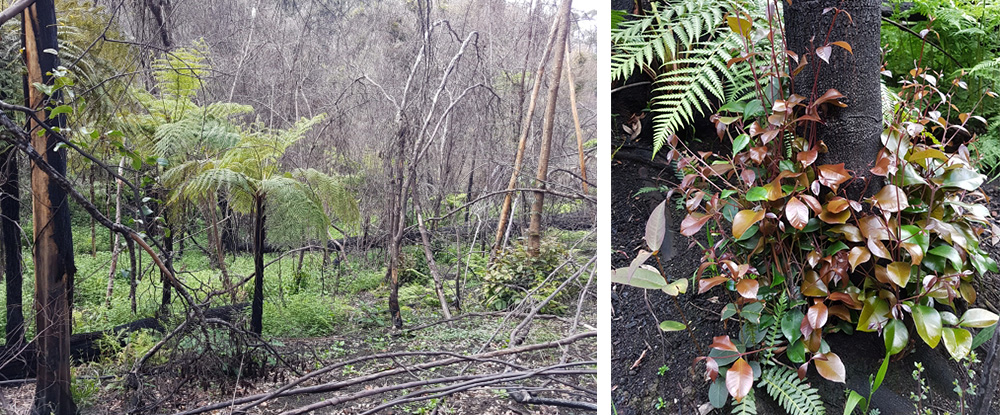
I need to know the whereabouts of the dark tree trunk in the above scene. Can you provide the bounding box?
[1,148,23,348]
[250,194,266,335]
[23,2,78,413]
[784,0,883,199]
[159,222,173,316]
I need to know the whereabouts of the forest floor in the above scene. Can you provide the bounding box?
[610,137,1000,414]
[0,211,596,413]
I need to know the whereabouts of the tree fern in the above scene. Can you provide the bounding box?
[760,366,826,415]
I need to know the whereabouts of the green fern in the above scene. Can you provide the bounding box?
[611,0,759,154]
[731,389,758,415]
[760,366,826,415]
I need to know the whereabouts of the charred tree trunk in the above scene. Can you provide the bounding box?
[159,221,173,316]
[527,0,572,256]
[250,194,266,335]
[1,148,22,348]
[784,0,883,199]
[24,2,78,413]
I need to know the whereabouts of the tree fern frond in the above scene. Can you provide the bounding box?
[760,366,826,415]
[292,168,361,227]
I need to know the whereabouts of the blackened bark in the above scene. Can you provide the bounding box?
[250,194,266,335]
[784,0,883,199]
[24,1,77,413]
[0,148,22,347]
[159,223,173,316]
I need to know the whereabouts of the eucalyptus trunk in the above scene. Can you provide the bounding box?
[24,2,77,413]
[784,0,883,199]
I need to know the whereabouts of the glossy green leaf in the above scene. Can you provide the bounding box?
[972,323,997,350]
[733,134,750,156]
[610,265,666,290]
[912,305,943,348]
[886,262,912,288]
[942,327,972,361]
[745,186,768,202]
[942,167,985,191]
[873,352,890,392]
[928,245,963,269]
[782,310,805,342]
[857,297,890,332]
[960,308,1000,328]
[709,376,728,408]
[787,339,806,363]
[883,319,908,355]
[844,391,866,415]
[660,320,687,332]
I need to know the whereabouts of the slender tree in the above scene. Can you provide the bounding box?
[526,0,573,256]
[23,1,77,413]
[1,147,22,347]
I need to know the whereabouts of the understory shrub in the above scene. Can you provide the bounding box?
[484,236,578,314]
[612,2,1000,413]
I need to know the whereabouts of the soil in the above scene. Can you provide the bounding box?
[609,129,1000,414]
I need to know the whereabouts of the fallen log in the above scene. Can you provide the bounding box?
[0,303,248,380]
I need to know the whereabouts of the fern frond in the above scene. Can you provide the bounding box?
[760,366,826,415]
[731,389,758,415]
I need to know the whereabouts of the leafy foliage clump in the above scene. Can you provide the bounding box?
[483,236,576,314]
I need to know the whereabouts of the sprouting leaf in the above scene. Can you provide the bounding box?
[660,320,687,332]
[942,328,972,361]
[733,210,765,239]
[845,391,866,415]
[848,246,871,272]
[785,197,809,230]
[912,305,943,348]
[736,278,759,299]
[726,358,754,402]
[960,308,1000,328]
[873,185,908,213]
[884,319,908,355]
[886,262,912,288]
[645,200,668,251]
[816,45,832,63]
[814,352,846,383]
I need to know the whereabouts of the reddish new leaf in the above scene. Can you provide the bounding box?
[726,358,754,402]
[797,148,818,167]
[848,246,871,272]
[817,164,851,191]
[831,41,853,54]
[736,278,759,299]
[786,196,809,230]
[807,302,829,329]
[680,212,712,237]
[699,276,730,294]
[710,335,739,352]
[733,210,765,239]
[873,185,909,213]
[816,45,832,63]
[814,89,847,107]
[815,352,847,383]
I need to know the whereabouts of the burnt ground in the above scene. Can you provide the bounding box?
[610,137,1000,414]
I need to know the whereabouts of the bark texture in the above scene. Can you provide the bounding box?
[24,2,78,414]
[784,0,883,199]
[1,148,22,348]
